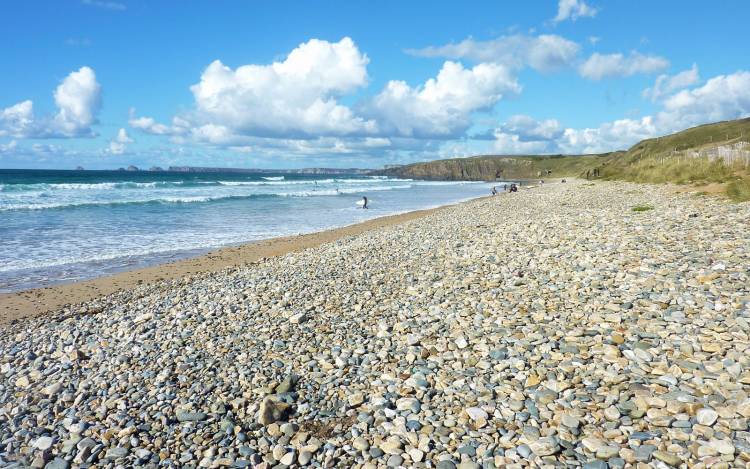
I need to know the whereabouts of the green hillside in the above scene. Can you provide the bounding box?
[598,118,750,183]
[377,118,750,201]
[377,153,618,180]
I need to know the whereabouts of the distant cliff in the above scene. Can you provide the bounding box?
[375,154,609,181]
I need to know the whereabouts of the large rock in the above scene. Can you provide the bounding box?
[258,397,291,425]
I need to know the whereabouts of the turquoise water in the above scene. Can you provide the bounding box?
[0,169,497,292]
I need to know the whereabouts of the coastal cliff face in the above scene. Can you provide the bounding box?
[377,157,535,181]
[376,155,605,181]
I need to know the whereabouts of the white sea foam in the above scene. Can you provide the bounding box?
[0,183,420,211]
[0,174,497,291]
[0,181,189,192]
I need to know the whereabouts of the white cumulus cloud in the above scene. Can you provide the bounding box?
[128,109,190,136]
[52,66,102,136]
[368,61,520,138]
[188,37,376,139]
[106,128,134,155]
[0,66,101,138]
[507,70,750,154]
[559,116,658,154]
[579,52,669,80]
[494,132,555,154]
[405,34,580,73]
[660,70,750,129]
[134,38,525,149]
[499,115,563,141]
[553,0,598,23]
[0,140,18,153]
[492,115,564,154]
[643,64,700,101]
[0,100,35,138]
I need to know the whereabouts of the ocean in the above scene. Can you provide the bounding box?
[0,169,498,292]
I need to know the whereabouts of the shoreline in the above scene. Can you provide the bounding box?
[0,195,491,324]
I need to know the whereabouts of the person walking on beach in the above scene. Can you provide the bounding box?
[361,196,368,209]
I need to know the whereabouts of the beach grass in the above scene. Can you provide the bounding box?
[727,176,750,202]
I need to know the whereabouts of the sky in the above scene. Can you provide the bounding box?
[1,1,749,170]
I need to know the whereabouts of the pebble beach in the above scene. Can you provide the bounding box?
[1,180,750,469]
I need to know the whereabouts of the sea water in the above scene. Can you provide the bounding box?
[0,169,498,292]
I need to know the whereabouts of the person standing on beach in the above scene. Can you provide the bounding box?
[362,196,368,209]
[491,186,498,195]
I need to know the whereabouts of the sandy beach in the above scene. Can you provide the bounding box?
[0,204,456,325]
[1,180,749,468]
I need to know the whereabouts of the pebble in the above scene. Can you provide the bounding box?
[279,450,295,465]
[603,405,620,421]
[105,447,129,459]
[352,437,370,451]
[386,454,403,467]
[437,461,457,469]
[709,438,735,455]
[529,437,560,456]
[44,458,69,469]
[696,407,719,426]
[561,414,580,428]
[396,397,421,413]
[409,448,424,462]
[583,462,607,469]
[176,410,208,422]
[635,445,656,462]
[34,436,54,451]
[298,450,312,465]
[516,444,531,458]
[653,450,682,466]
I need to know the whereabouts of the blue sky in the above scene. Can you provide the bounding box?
[1,0,749,169]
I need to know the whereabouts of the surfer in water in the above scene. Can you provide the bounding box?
[362,196,368,209]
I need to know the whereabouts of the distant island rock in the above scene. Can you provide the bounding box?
[126,165,140,172]
[149,166,164,172]
[75,166,84,171]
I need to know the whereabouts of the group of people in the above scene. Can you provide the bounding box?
[491,183,518,195]
[586,168,601,179]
